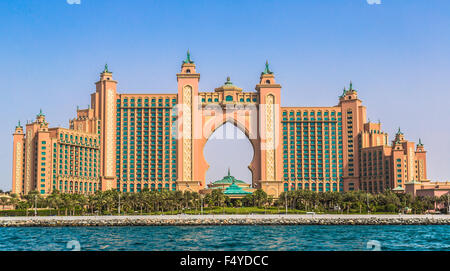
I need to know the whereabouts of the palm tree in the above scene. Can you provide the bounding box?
[439,193,450,213]
[0,197,9,210]
[7,196,19,211]
[46,191,62,215]
[253,189,268,208]
[61,193,73,216]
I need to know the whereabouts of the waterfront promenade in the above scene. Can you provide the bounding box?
[1,214,450,227]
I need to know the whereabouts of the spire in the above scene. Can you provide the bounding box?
[262,60,273,75]
[183,50,194,64]
[16,120,22,128]
[349,81,353,91]
[418,138,423,147]
[228,167,230,177]
[103,63,111,73]
[224,76,233,85]
[397,127,403,135]
[340,87,347,98]
[37,108,44,117]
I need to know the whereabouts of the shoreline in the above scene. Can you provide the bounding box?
[1,214,450,227]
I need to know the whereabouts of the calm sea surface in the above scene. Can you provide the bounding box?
[0,225,449,251]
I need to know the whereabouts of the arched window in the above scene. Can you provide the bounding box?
[225,95,233,102]
[186,69,191,74]
[266,80,271,84]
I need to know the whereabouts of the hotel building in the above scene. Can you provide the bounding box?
[12,53,428,196]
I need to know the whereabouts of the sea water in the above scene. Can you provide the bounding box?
[0,225,449,251]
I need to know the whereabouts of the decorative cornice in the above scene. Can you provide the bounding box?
[255,83,281,91]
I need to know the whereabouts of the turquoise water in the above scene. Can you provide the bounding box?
[0,225,449,251]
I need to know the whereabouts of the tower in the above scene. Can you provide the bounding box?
[255,61,283,196]
[415,138,427,181]
[176,51,201,192]
[339,82,367,191]
[12,121,25,195]
[92,64,117,191]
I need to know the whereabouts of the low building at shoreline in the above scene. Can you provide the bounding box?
[202,169,255,199]
[404,180,450,198]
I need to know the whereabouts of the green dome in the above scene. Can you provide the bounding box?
[210,168,247,185]
[211,175,246,185]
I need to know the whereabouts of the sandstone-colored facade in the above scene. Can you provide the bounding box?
[12,54,428,197]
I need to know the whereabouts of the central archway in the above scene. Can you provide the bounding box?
[203,122,254,186]
[174,58,283,197]
[194,112,261,189]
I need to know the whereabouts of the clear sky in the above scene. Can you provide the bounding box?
[1,0,450,190]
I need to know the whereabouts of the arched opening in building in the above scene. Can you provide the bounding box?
[203,122,254,186]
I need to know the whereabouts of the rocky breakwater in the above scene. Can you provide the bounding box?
[1,214,449,227]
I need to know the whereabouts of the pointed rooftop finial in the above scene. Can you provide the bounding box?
[340,86,346,98]
[16,120,21,128]
[183,50,194,64]
[103,63,111,73]
[262,60,273,75]
[418,138,423,146]
[349,81,353,91]
[228,167,230,177]
[224,76,233,85]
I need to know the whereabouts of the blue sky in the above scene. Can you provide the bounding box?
[1,0,450,190]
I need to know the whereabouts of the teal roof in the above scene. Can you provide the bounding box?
[224,182,252,195]
[261,60,273,75]
[37,109,45,117]
[183,50,194,64]
[103,63,111,73]
[210,168,247,185]
[417,138,423,147]
[224,76,234,86]
[212,175,246,185]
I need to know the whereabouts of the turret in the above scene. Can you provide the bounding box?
[394,127,405,143]
[93,64,118,191]
[14,120,24,135]
[12,120,25,195]
[255,61,283,196]
[339,81,358,103]
[416,138,425,152]
[176,51,201,192]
